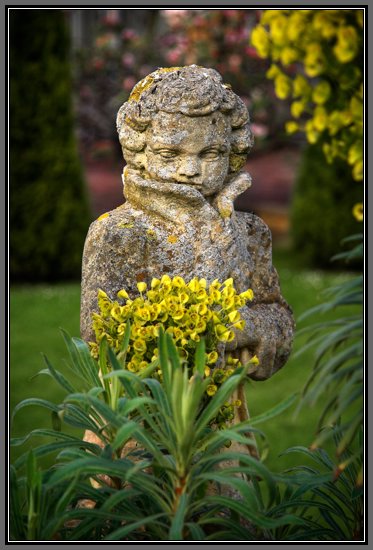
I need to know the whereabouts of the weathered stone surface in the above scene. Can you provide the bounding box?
[81,65,294,381]
[80,66,295,468]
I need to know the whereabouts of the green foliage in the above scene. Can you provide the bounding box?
[290,144,362,268]
[251,9,363,182]
[10,327,364,541]
[295,235,363,481]
[11,330,300,541]
[10,10,92,282]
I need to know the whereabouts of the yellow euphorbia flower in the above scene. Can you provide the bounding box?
[274,74,292,99]
[206,384,218,396]
[117,289,129,300]
[251,26,270,58]
[285,121,299,135]
[240,289,254,301]
[312,80,331,105]
[137,282,147,293]
[352,203,363,222]
[228,310,241,324]
[91,276,254,428]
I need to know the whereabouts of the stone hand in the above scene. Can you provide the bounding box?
[212,171,252,218]
[225,304,293,380]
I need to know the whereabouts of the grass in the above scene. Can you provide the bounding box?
[10,247,360,472]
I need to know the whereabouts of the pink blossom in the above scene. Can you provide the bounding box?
[222,10,239,19]
[228,54,242,73]
[251,123,269,138]
[122,53,135,68]
[161,10,188,28]
[122,28,138,41]
[123,76,136,91]
[92,57,104,70]
[166,49,183,64]
[245,46,260,59]
[102,10,120,26]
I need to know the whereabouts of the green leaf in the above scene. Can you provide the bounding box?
[103,513,166,540]
[9,466,26,540]
[204,494,303,530]
[119,319,131,355]
[185,522,206,541]
[41,353,76,393]
[10,428,86,447]
[158,327,172,396]
[111,421,139,452]
[336,415,363,456]
[169,492,188,540]
[72,336,103,387]
[194,367,246,437]
[194,337,206,376]
[11,398,60,424]
[118,395,156,416]
[249,393,298,425]
[14,440,101,470]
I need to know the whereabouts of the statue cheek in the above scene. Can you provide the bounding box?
[123,149,147,172]
[134,152,147,171]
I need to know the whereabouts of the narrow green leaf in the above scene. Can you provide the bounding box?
[194,337,206,376]
[336,415,363,456]
[119,319,131,354]
[54,474,80,516]
[11,398,60,424]
[249,393,297,425]
[9,466,26,540]
[71,337,102,388]
[10,429,86,447]
[111,421,139,452]
[194,367,246,437]
[41,354,77,393]
[103,513,166,540]
[169,492,188,540]
[158,328,171,396]
[185,522,206,541]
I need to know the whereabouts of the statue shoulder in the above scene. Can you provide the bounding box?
[235,211,272,249]
[84,204,143,250]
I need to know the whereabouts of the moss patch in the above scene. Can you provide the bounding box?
[128,67,182,102]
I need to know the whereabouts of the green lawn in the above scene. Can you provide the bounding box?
[10,248,359,472]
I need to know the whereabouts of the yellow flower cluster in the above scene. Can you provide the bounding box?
[90,276,255,427]
[251,9,363,188]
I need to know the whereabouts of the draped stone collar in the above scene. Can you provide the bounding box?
[122,168,252,231]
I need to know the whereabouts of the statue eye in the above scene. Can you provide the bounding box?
[200,149,221,160]
[158,150,178,159]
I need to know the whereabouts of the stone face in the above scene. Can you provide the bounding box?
[80,67,295,465]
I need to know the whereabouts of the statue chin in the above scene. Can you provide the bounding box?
[123,167,253,220]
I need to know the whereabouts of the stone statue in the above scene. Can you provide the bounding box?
[80,65,294,462]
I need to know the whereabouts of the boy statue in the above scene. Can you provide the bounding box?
[80,66,294,458]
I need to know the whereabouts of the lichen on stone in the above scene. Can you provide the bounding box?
[128,67,182,103]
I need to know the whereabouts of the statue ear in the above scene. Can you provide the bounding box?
[116,104,128,134]
[122,148,147,171]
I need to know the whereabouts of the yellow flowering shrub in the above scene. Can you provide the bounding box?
[90,276,256,428]
[251,9,363,192]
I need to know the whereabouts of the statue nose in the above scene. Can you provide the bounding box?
[178,157,201,177]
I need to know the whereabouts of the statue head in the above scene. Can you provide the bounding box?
[116,66,253,197]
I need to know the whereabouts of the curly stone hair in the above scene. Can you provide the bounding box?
[116,65,254,174]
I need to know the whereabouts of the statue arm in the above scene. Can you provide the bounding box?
[228,214,295,380]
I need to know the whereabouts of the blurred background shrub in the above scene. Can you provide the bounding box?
[9,9,363,282]
[10,10,91,282]
[72,9,295,164]
[291,143,362,268]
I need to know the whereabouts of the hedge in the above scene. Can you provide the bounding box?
[10,10,92,282]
